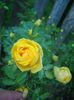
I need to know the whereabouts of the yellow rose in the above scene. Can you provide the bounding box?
[10,32,14,38]
[34,19,41,26]
[52,55,58,61]
[54,66,72,84]
[11,38,43,73]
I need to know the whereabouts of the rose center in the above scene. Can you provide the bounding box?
[19,47,30,57]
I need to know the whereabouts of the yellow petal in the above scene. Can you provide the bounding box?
[16,88,23,92]
[15,62,33,72]
[54,66,59,77]
[22,88,28,98]
[31,57,43,73]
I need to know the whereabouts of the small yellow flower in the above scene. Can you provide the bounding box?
[10,32,14,38]
[16,86,25,92]
[32,20,34,22]
[54,66,72,84]
[55,37,57,40]
[34,19,41,26]
[52,23,55,27]
[16,86,28,98]
[16,88,23,92]
[52,55,58,61]
[22,88,28,98]
[20,21,23,25]
[60,29,64,32]
[8,60,13,65]
[72,44,74,47]
[32,33,38,38]
[48,16,51,19]
[28,29,32,35]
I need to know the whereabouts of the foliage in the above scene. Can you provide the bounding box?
[17,0,36,21]
[0,1,8,10]
[3,0,14,26]
[0,19,74,100]
[0,0,54,26]
[1,0,35,26]
[43,0,54,21]
[17,0,54,22]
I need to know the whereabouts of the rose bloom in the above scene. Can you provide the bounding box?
[11,38,43,73]
[54,66,72,84]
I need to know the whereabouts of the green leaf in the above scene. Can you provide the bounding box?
[40,92,49,100]
[45,71,54,79]
[32,94,38,100]
[15,72,27,83]
[3,6,9,10]
[2,78,15,86]
[38,70,44,80]
[3,65,17,79]
[44,64,53,71]
[35,88,41,94]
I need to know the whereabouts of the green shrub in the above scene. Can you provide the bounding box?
[1,19,73,100]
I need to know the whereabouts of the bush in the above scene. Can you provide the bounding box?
[1,19,74,100]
